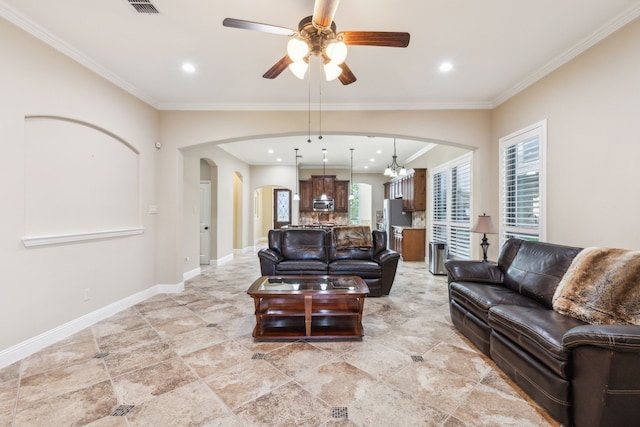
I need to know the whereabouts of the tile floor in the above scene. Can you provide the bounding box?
[0,250,559,426]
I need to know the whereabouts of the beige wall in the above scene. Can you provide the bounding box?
[492,17,640,250]
[5,10,638,362]
[0,18,159,351]
[158,109,491,285]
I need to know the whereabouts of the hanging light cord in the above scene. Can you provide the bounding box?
[307,67,312,143]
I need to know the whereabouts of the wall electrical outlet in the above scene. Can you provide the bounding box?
[84,288,91,301]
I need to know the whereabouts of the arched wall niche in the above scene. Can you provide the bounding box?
[23,116,142,246]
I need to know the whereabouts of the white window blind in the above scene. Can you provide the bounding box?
[431,154,472,259]
[499,121,546,244]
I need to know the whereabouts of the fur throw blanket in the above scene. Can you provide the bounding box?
[332,226,372,250]
[552,247,640,325]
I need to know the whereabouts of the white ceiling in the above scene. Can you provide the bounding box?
[2,0,639,170]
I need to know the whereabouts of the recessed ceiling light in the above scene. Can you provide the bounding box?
[182,62,196,73]
[364,165,369,169]
[439,62,453,73]
[369,158,375,162]
[268,149,274,154]
[276,158,282,162]
[376,150,382,154]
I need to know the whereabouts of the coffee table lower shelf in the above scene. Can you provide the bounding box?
[253,315,363,340]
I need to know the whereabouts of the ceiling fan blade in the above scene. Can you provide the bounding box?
[338,62,357,85]
[312,0,341,29]
[223,18,295,36]
[341,31,410,48]
[263,55,294,79]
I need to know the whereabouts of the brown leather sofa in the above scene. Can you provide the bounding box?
[258,228,400,296]
[445,238,640,427]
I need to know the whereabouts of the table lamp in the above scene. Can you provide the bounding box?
[470,213,497,261]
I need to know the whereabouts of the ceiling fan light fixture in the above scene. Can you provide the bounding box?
[323,62,342,81]
[289,60,309,79]
[325,40,347,64]
[287,37,309,61]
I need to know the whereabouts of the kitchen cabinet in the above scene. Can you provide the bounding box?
[299,176,349,213]
[299,180,313,212]
[392,227,426,261]
[312,175,335,199]
[334,180,350,212]
[384,168,427,212]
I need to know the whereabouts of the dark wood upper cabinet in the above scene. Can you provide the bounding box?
[299,180,313,212]
[384,168,427,212]
[334,180,350,212]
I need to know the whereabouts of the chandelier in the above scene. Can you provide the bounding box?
[383,139,407,177]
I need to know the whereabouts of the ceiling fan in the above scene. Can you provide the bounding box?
[222,0,410,85]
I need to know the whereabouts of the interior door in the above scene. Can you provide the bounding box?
[273,188,292,229]
[199,181,211,265]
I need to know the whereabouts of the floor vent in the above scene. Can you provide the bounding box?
[332,407,348,418]
[127,0,159,14]
[111,405,135,416]
[207,323,217,328]
[251,353,265,360]
[94,352,109,359]
[411,355,424,362]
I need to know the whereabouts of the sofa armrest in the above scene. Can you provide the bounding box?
[444,260,504,284]
[257,248,282,263]
[563,324,640,426]
[563,325,640,351]
[373,249,400,265]
[258,248,283,276]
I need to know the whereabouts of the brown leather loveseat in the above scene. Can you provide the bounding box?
[258,227,400,296]
[445,238,640,426]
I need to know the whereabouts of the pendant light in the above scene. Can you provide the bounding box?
[383,139,407,177]
[293,148,301,201]
[321,148,328,200]
[349,148,355,201]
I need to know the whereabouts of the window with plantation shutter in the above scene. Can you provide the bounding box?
[431,153,473,259]
[499,120,546,244]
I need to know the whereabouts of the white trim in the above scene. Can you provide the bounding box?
[498,119,547,244]
[213,254,234,266]
[0,282,183,369]
[183,267,201,281]
[22,228,144,247]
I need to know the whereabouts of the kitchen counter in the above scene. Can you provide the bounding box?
[391,227,426,261]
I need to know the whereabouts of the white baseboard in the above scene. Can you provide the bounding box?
[213,254,234,266]
[183,267,201,281]
[0,282,183,369]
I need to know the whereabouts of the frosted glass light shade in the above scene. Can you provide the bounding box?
[288,60,308,79]
[287,38,309,61]
[325,40,347,64]
[324,62,342,81]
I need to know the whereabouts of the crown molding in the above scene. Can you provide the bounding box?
[0,1,159,108]
[492,2,640,107]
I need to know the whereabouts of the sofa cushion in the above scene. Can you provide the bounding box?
[449,281,541,323]
[328,259,381,279]
[488,304,586,379]
[281,229,328,262]
[502,241,582,308]
[275,260,328,274]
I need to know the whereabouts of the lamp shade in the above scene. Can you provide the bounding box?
[287,37,309,62]
[288,60,308,79]
[325,40,347,64]
[470,214,497,234]
[324,62,342,81]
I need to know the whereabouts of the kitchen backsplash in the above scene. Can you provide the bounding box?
[412,211,426,227]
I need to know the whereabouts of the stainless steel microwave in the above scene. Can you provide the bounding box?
[312,198,334,212]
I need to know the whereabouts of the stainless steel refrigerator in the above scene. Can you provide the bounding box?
[383,199,412,247]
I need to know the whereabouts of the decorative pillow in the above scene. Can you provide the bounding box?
[332,226,372,250]
[552,247,640,325]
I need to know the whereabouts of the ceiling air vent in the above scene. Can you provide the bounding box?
[127,0,159,14]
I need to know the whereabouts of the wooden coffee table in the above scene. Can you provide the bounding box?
[247,275,369,340]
